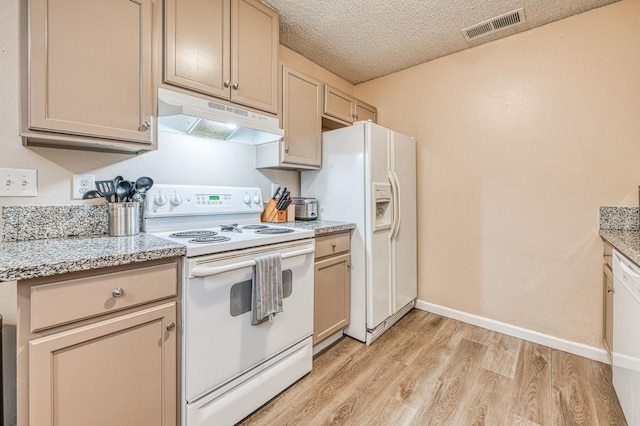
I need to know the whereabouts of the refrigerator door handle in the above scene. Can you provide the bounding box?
[389,172,401,240]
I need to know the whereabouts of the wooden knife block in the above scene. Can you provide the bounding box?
[261,199,287,223]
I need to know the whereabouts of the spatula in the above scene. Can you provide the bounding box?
[95,180,116,202]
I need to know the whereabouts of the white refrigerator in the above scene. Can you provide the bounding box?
[301,121,417,344]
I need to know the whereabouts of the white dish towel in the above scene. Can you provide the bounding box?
[251,253,283,324]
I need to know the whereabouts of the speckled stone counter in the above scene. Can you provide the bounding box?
[600,229,640,266]
[599,206,640,265]
[0,234,185,282]
[279,220,356,235]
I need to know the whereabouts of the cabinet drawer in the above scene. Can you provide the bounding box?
[315,232,350,258]
[604,242,613,268]
[30,262,178,332]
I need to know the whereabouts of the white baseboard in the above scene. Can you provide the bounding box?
[415,299,609,364]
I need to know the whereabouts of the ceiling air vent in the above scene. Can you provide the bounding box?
[461,8,526,41]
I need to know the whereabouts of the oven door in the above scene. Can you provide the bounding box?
[183,239,314,403]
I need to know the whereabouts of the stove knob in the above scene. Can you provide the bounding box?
[243,194,251,204]
[154,194,167,206]
[170,194,183,207]
[252,194,261,204]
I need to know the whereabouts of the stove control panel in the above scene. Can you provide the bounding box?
[145,184,264,217]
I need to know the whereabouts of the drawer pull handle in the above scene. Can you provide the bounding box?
[166,322,176,331]
[332,243,337,250]
[112,287,124,298]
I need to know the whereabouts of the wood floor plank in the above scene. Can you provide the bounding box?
[482,332,522,379]
[411,338,489,424]
[240,310,627,426]
[449,367,513,425]
[552,350,627,426]
[510,341,553,425]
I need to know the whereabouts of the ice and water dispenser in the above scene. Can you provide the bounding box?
[372,183,392,231]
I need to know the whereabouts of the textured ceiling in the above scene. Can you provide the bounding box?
[263,0,620,84]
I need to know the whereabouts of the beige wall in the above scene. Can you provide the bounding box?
[355,0,640,347]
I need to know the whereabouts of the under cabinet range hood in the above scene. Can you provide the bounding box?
[157,88,283,144]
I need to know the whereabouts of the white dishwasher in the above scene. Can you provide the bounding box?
[612,249,640,425]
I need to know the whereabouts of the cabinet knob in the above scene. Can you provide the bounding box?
[607,287,615,293]
[232,83,239,90]
[603,253,612,258]
[347,263,351,268]
[112,287,124,297]
[284,145,289,153]
[331,243,336,251]
[139,121,151,132]
[223,80,231,88]
[166,322,176,331]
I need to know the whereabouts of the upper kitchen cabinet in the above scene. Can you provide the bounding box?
[256,65,321,169]
[355,99,377,123]
[23,0,158,152]
[164,0,279,114]
[322,84,378,129]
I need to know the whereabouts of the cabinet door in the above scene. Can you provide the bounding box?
[165,0,231,99]
[231,0,278,113]
[282,66,322,167]
[28,0,154,144]
[314,253,350,344]
[355,99,377,123]
[29,303,177,426]
[323,85,355,124]
[603,264,614,359]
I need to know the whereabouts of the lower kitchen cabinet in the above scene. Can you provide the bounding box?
[17,258,180,426]
[603,241,613,360]
[314,231,351,345]
[30,303,176,426]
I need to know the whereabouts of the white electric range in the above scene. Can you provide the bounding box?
[144,184,315,426]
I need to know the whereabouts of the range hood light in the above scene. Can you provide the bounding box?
[157,88,283,144]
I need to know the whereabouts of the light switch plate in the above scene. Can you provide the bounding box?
[72,174,95,199]
[0,168,38,197]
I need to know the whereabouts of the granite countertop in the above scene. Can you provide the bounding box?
[280,220,356,235]
[600,229,640,266]
[0,233,186,282]
[0,222,355,282]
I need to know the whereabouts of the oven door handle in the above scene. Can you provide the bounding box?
[190,246,315,278]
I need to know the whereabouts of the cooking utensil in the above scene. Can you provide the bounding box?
[95,180,116,202]
[82,190,106,201]
[113,175,124,186]
[115,180,132,202]
[272,186,281,199]
[134,176,154,198]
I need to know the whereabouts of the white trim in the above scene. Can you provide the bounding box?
[415,300,609,364]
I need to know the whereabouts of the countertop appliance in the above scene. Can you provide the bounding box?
[144,184,314,426]
[293,197,318,220]
[612,249,640,425]
[301,121,417,344]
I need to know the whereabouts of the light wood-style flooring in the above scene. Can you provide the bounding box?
[240,309,627,425]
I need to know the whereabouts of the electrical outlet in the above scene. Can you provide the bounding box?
[271,183,280,198]
[72,174,95,199]
[0,168,38,197]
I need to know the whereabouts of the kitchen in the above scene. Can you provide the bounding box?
[1,0,639,425]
